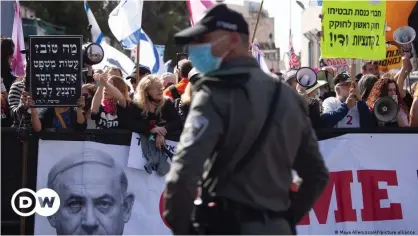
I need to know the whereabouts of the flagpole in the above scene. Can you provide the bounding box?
[249,0,264,51]
[136,41,140,82]
[289,0,292,38]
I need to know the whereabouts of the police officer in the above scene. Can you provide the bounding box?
[164,4,329,235]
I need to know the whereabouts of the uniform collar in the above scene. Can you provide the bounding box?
[219,56,259,70]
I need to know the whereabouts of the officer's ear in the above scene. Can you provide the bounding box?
[237,33,250,50]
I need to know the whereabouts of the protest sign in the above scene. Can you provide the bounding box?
[321,0,386,60]
[29,36,82,107]
[321,58,350,74]
[378,44,402,72]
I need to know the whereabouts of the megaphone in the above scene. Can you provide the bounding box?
[82,42,105,66]
[373,96,399,123]
[394,26,416,58]
[296,67,317,87]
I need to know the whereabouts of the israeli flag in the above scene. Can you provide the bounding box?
[252,43,271,74]
[84,0,134,77]
[165,60,173,72]
[94,42,135,77]
[108,0,165,74]
[84,0,104,44]
[108,0,144,49]
[309,0,323,6]
[135,30,166,74]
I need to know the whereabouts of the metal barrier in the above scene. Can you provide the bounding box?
[1,127,418,235]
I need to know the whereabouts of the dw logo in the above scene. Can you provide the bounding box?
[11,188,60,217]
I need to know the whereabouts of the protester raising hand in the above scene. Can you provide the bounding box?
[350,82,361,101]
[93,72,107,86]
[100,73,108,85]
[296,83,308,98]
[93,71,102,84]
[345,94,357,109]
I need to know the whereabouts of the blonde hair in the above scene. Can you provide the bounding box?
[82,83,97,96]
[181,82,192,105]
[105,67,123,77]
[134,74,165,116]
[108,76,130,101]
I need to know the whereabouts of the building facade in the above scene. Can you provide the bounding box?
[228,1,281,71]
[300,5,322,68]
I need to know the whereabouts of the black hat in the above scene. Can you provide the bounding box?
[174,4,249,44]
[126,65,151,80]
[333,71,352,86]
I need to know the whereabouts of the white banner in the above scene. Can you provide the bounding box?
[35,140,170,235]
[35,133,418,235]
[297,133,418,234]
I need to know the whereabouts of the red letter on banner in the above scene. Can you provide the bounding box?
[357,170,403,221]
[298,171,357,225]
[159,192,171,229]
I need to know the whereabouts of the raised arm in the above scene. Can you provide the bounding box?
[91,73,105,114]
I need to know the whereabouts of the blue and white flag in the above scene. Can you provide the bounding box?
[251,43,271,74]
[84,0,104,44]
[165,60,173,73]
[154,44,165,60]
[94,42,135,77]
[84,0,134,77]
[108,0,144,49]
[108,0,165,75]
[133,30,166,74]
[309,0,323,6]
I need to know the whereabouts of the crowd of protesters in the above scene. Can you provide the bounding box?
[281,59,418,128]
[2,37,418,147]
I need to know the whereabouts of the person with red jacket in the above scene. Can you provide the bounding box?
[163,59,193,100]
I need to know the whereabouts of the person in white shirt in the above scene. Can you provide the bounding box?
[322,72,375,128]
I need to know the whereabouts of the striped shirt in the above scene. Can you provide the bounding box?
[8,80,31,128]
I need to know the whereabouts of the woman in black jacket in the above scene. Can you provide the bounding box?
[121,75,182,149]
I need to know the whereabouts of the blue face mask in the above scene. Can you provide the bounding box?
[188,43,222,74]
[189,36,230,74]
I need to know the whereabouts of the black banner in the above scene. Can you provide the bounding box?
[29,36,82,107]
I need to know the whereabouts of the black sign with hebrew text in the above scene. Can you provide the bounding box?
[29,36,82,107]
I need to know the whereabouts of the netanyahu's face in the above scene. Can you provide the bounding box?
[48,163,134,235]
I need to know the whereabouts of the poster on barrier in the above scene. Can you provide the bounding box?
[35,140,171,235]
[296,133,418,234]
[34,133,418,235]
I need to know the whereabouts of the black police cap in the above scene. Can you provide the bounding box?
[174,4,249,45]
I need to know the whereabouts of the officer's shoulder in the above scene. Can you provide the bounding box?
[193,71,249,93]
[277,82,309,113]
